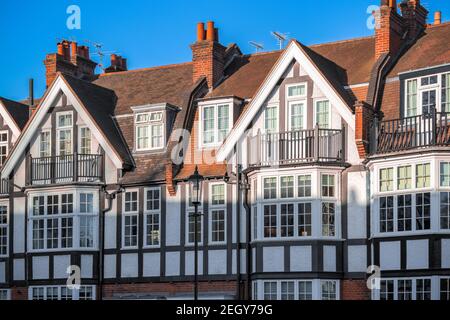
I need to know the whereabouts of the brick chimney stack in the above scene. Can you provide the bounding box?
[44,40,98,88]
[191,21,226,89]
[374,0,405,59]
[105,54,128,73]
[399,0,428,40]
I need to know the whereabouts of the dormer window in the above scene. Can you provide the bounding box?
[200,103,231,147]
[135,111,164,151]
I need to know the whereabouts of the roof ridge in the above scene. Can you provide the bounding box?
[98,61,193,77]
[243,49,283,58]
[309,35,374,48]
[0,96,28,107]
[427,20,450,29]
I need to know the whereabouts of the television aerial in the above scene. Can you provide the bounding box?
[271,31,289,50]
[249,41,264,53]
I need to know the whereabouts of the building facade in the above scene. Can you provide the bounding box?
[0,0,449,301]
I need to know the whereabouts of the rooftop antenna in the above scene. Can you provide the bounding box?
[83,40,117,71]
[271,31,289,50]
[249,41,264,53]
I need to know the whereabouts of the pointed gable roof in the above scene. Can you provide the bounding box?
[0,97,29,133]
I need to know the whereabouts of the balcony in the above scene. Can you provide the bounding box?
[372,111,450,155]
[247,126,345,168]
[27,154,103,186]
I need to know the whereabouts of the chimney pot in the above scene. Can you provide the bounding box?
[434,11,442,25]
[206,21,215,41]
[71,41,78,57]
[57,43,64,56]
[197,22,205,42]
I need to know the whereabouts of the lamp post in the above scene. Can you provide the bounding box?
[188,166,204,301]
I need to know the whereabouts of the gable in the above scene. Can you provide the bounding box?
[216,40,356,162]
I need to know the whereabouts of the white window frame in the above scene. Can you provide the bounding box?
[27,189,98,252]
[143,187,161,248]
[287,100,307,131]
[78,126,92,155]
[286,82,308,100]
[134,111,165,152]
[0,203,8,257]
[0,130,8,166]
[374,277,434,300]
[313,99,331,129]
[56,111,73,156]
[122,189,139,249]
[209,182,227,245]
[186,210,203,246]
[198,103,233,148]
[39,130,51,158]
[263,103,279,133]
[29,285,96,301]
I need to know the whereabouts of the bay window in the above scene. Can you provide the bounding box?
[397,166,412,190]
[440,192,450,230]
[135,111,164,151]
[257,280,332,300]
[416,163,430,188]
[280,203,294,237]
[0,131,8,166]
[30,286,95,301]
[380,196,394,233]
[280,176,294,198]
[440,162,450,187]
[29,191,97,251]
[397,194,412,232]
[281,281,295,300]
[378,278,433,300]
[263,204,277,238]
[0,205,7,256]
[321,280,337,300]
[321,202,335,237]
[201,104,231,146]
[263,282,277,300]
[0,289,10,300]
[416,193,431,230]
[298,175,311,198]
[379,168,394,192]
[298,203,312,237]
[145,187,160,247]
[321,174,335,197]
[123,191,138,248]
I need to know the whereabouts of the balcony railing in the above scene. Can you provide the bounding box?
[247,126,345,167]
[0,179,9,195]
[28,153,103,185]
[373,111,450,154]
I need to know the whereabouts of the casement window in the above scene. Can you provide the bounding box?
[289,101,306,131]
[210,183,226,244]
[416,279,432,300]
[398,279,413,300]
[252,205,258,241]
[416,163,430,188]
[135,111,164,151]
[416,193,431,230]
[29,192,96,251]
[280,204,294,238]
[397,194,412,232]
[421,89,437,115]
[287,83,307,99]
[144,188,160,247]
[123,191,138,248]
[200,104,231,146]
[0,205,7,256]
[30,286,95,301]
[379,168,394,192]
[298,281,313,300]
[56,112,73,156]
[442,73,450,112]
[79,127,92,154]
[397,166,412,190]
[379,279,433,301]
[264,105,278,133]
[280,176,294,199]
[440,192,450,230]
[252,282,258,301]
[187,211,203,245]
[263,177,277,200]
[263,282,277,300]
[280,281,295,300]
[321,281,338,300]
[298,203,312,237]
[406,79,418,117]
[380,196,394,233]
[263,204,277,238]
[39,131,51,158]
[0,131,8,166]
[298,175,312,198]
[315,100,330,129]
[380,280,395,300]
[441,278,450,300]
[321,202,335,237]
[440,162,450,187]
[321,174,335,197]
[0,289,10,300]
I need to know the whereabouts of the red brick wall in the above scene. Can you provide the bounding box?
[10,287,28,300]
[191,41,225,89]
[375,5,405,59]
[341,279,371,300]
[380,80,401,120]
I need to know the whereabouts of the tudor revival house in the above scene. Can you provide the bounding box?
[0,0,449,301]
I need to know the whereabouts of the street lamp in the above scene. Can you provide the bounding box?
[188,166,204,301]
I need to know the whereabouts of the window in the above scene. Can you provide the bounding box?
[421,89,437,115]
[421,75,438,86]
[443,73,450,112]
[441,278,450,300]
[135,111,164,151]
[210,210,225,243]
[416,279,431,300]
[79,286,94,300]
[211,184,225,206]
[0,289,9,300]
[145,188,160,247]
[380,280,394,300]
[263,282,277,300]
[416,193,431,230]
[124,191,138,212]
[264,105,278,133]
[0,131,8,166]
[0,206,7,256]
[440,192,450,230]
[380,168,393,192]
[29,192,96,251]
[187,211,202,244]
[416,163,430,188]
[298,281,313,300]
[321,281,337,300]
[397,166,412,190]
[281,281,295,300]
[321,174,335,197]
[315,100,330,128]
[61,287,73,300]
[201,104,231,146]
[380,196,394,233]
[39,131,51,158]
[79,127,91,154]
[287,83,306,98]
[30,286,94,300]
[441,162,450,187]
[263,177,277,200]
[280,176,294,198]
[289,102,305,130]
[123,191,138,248]
[280,204,294,238]
[397,194,412,232]
[298,175,311,198]
[398,279,413,300]
[298,203,312,237]
[56,113,73,156]
[263,205,277,238]
[322,202,335,237]
[406,79,418,117]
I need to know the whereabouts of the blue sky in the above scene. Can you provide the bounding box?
[1,0,449,101]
